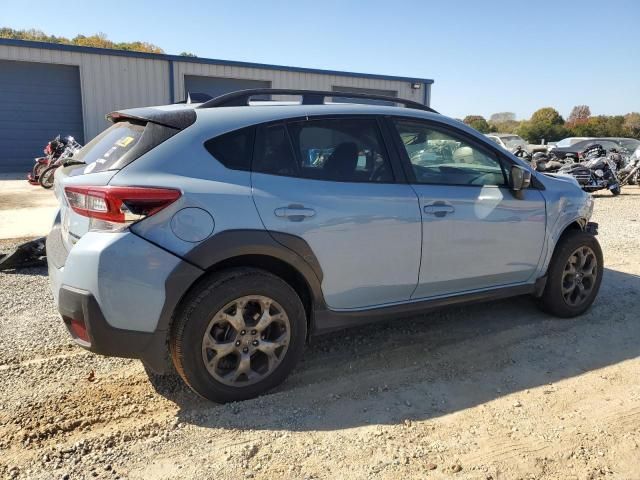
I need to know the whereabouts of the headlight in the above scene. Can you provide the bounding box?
[594,169,604,177]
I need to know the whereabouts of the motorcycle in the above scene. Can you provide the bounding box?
[27,136,69,186]
[618,146,640,186]
[36,136,82,189]
[529,151,575,173]
[558,143,621,195]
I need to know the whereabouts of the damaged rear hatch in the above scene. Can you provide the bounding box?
[48,105,196,268]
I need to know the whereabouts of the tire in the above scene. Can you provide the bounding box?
[142,362,184,396]
[32,161,48,181]
[169,268,307,403]
[610,185,621,196]
[39,165,57,189]
[538,230,603,318]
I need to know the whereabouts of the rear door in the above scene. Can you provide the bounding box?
[251,116,422,310]
[389,118,546,299]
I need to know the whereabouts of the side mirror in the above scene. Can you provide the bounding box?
[510,165,532,192]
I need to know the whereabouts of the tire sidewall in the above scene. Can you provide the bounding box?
[542,231,603,317]
[39,166,57,188]
[172,269,307,403]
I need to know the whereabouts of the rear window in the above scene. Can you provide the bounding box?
[74,121,145,173]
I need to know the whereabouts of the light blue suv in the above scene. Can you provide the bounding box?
[47,89,602,402]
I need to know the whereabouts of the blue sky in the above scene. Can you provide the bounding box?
[3,0,639,119]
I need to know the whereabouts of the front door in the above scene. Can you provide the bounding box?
[251,117,422,310]
[390,118,546,299]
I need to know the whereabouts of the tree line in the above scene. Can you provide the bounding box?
[0,27,197,56]
[463,107,640,143]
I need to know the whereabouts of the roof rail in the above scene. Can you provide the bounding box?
[197,88,438,113]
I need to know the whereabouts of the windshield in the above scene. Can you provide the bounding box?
[555,138,573,147]
[619,139,640,153]
[73,121,145,173]
[501,135,527,149]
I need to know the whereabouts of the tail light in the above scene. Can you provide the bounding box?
[65,316,90,343]
[64,186,181,232]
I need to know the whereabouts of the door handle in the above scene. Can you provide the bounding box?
[274,204,316,222]
[424,202,455,218]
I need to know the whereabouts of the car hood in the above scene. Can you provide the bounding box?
[541,172,581,187]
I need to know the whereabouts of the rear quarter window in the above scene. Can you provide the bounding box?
[204,127,255,171]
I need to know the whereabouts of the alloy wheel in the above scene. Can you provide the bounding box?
[201,295,290,387]
[561,246,598,307]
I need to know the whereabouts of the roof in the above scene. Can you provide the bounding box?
[486,133,522,138]
[0,38,434,85]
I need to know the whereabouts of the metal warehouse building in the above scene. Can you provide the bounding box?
[0,38,434,173]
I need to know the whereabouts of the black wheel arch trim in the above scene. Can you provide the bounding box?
[182,229,327,316]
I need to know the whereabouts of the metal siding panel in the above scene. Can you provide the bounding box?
[0,60,84,172]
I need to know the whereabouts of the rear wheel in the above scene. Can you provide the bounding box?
[32,161,48,180]
[538,231,603,317]
[169,268,306,403]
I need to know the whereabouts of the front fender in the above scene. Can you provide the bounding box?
[536,192,593,276]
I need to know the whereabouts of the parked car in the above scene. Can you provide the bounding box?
[549,137,595,151]
[47,89,602,403]
[550,137,640,159]
[485,133,529,152]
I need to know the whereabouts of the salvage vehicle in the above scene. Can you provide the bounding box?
[550,137,640,160]
[485,133,529,152]
[47,89,602,402]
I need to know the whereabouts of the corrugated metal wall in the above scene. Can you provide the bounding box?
[0,44,169,140]
[0,43,429,144]
[172,61,425,106]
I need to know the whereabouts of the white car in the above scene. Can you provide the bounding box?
[485,133,529,152]
[549,137,595,151]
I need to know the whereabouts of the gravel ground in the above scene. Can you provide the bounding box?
[1,187,639,480]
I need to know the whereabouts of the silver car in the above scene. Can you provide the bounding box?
[47,89,603,402]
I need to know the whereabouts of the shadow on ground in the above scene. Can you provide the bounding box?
[125,267,640,431]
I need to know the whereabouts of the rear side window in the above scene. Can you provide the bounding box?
[74,121,145,173]
[254,118,394,183]
[253,124,298,176]
[204,127,255,171]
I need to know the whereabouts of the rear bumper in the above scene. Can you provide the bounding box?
[58,285,169,368]
[47,230,204,373]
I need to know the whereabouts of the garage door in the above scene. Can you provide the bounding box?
[184,75,271,101]
[332,86,397,106]
[0,60,84,173]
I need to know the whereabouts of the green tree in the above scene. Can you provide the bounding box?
[623,113,640,138]
[0,27,164,53]
[463,115,491,133]
[569,115,625,137]
[489,112,516,123]
[488,120,520,134]
[517,107,567,143]
[180,51,198,57]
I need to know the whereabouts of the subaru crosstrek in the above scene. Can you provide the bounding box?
[47,89,602,403]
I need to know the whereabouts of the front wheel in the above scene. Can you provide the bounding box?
[169,268,307,403]
[610,184,621,196]
[538,231,603,317]
[39,165,58,189]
